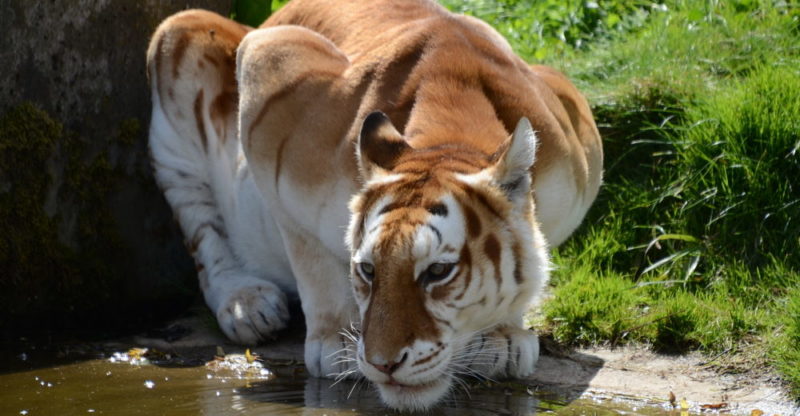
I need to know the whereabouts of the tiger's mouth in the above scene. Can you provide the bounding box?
[374,375,452,411]
[381,377,441,392]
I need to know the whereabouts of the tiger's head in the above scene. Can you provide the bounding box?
[345,111,549,410]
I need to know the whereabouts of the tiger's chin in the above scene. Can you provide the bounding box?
[374,375,452,412]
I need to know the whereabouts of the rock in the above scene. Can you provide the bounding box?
[0,0,233,335]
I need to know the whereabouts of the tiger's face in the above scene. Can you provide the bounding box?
[346,112,549,410]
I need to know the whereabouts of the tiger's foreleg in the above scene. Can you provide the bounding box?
[147,10,290,345]
[278,225,360,378]
[235,25,359,378]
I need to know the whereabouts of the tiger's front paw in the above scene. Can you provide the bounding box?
[213,279,290,345]
[305,332,358,379]
[464,326,540,379]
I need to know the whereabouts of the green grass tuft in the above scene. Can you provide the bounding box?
[440,0,800,396]
[544,267,648,345]
[772,286,800,397]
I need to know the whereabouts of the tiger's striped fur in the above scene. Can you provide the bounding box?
[146,0,601,410]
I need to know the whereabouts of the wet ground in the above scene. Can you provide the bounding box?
[0,345,664,416]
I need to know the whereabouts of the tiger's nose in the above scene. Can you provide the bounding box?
[368,351,408,375]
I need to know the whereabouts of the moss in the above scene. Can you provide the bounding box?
[0,102,130,331]
[0,103,62,289]
[116,118,141,147]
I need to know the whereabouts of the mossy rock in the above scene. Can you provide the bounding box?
[0,0,236,337]
[0,103,194,336]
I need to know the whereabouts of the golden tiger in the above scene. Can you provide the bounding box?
[146,0,602,410]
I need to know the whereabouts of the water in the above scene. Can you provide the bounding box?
[0,343,665,416]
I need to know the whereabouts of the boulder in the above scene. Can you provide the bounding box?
[0,0,234,335]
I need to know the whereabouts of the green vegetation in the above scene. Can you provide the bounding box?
[443,0,799,395]
[441,0,660,60]
[230,0,289,26]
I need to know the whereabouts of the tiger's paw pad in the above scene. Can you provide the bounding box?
[214,282,290,345]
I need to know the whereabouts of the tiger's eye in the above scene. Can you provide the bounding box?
[429,263,446,276]
[358,262,375,280]
[421,262,455,285]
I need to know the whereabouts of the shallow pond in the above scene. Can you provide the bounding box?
[0,343,667,416]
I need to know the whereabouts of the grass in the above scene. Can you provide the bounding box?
[456,0,800,395]
[243,0,800,397]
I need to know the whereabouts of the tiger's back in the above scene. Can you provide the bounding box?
[249,0,602,247]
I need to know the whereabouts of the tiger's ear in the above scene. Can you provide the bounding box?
[357,111,411,181]
[493,117,537,201]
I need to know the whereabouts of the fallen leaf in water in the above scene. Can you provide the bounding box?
[128,348,148,360]
[701,403,728,410]
[245,348,259,363]
[680,398,689,409]
[216,346,225,357]
[750,410,764,416]
[205,352,273,380]
[669,391,676,408]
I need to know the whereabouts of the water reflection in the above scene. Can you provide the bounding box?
[0,353,657,416]
[233,374,548,416]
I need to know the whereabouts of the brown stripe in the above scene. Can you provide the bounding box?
[462,204,481,238]
[154,34,166,79]
[472,189,503,218]
[510,291,525,308]
[203,53,220,67]
[504,333,513,375]
[455,181,506,219]
[453,245,472,301]
[274,133,290,190]
[412,347,443,366]
[172,32,191,78]
[454,295,486,311]
[429,276,454,300]
[484,233,502,286]
[246,70,340,145]
[287,37,345,61]
[190,220,228,253]
[512,241,523,284]
[429,70,480,89]
[193,90,208,152]
[210,88,237,132]
[432,315,454,329]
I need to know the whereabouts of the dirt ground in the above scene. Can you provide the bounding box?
[128,315,799,415]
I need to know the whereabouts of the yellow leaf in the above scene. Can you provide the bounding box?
[128,348,148,360]
[245,348,255,363]
[680,398,689,410]
[750,410,764,416]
